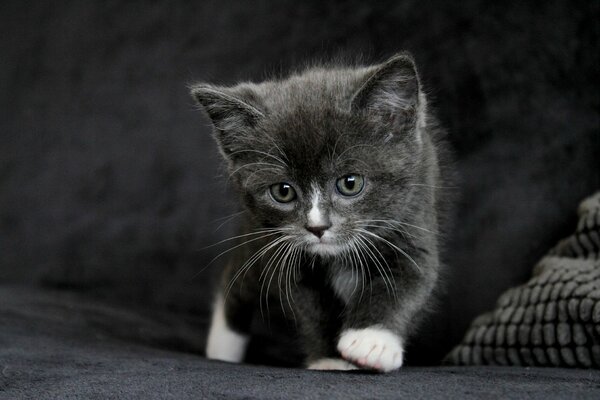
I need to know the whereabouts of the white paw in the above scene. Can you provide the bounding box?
[205,295,249,363]
[306,358,359,371]
[337,327,404,372]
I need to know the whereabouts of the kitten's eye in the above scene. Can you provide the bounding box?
[336,174,365,197]
[269,183,297,203]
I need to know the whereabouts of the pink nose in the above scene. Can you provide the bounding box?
[305,225,329,238]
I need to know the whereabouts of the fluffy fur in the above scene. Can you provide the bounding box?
[191,53,453,372]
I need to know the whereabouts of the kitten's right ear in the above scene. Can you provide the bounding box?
[350,53,423,141]
[190,84,264,155]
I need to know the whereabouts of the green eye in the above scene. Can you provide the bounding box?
[336,174,365,196]
[269,183,297,203]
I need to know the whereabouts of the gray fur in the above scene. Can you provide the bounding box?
[191,53,453,365]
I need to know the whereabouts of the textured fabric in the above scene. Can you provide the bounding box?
[2,285,599,400]
[446,193,600,367]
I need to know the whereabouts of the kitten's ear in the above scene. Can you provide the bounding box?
[351,53,423,137]
[190,84,264,155]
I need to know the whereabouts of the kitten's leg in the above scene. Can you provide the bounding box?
[337,254,437,372]
[205,292,250,362]
[205,263,254,363]
[293,282,354,370]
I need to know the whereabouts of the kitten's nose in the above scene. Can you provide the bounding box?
[305,224,330,238]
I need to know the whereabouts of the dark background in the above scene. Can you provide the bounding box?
[1,1,598,365]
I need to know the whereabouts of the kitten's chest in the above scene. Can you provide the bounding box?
[328,262,362,305]
[295,259,360,305]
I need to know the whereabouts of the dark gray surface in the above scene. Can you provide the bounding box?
[1,0,599,365]
[1,285,599,400]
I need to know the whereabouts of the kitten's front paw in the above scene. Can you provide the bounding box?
[337,327,404,372]
[306,358,358,371]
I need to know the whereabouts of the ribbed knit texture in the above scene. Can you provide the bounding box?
[446,192,600,368]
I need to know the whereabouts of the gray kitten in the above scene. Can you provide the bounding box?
[191,53,452,372]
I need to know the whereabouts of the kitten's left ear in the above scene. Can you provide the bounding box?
[351,53,425,140]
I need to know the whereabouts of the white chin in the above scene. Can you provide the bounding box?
[308,242,345,257]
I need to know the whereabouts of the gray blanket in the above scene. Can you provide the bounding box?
[1,285,599,399]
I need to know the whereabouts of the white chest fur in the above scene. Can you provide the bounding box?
[330,267,361,304]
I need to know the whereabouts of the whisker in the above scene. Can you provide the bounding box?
[350,236,372,302]
[212,210,246,223]
[192,230,284,280]
[354,234,395,298]
[358,223,419,240]
[284,241,299,322]
[263,135,290,164]
[213,210,247,232]
[329,129,345,161]
[202,228,284,250]
[239,236,287,285]
[355,228,422,273]
[200,231,285,263]
[338,157,371,170]
[228,162,283,181]
[228,149,288,167]
[341,239,362,305]
[335,143,379,163]
[264,241,293,320]
[344,246,360,301]
[277,244,290,318]
[407,183,458,190]
[356,219,436,235]
[284,244,301,323]
[224,235,287,302]
[259,239,292,320]
[355,232,398,302]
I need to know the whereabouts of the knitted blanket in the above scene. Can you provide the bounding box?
[446,192,600,368]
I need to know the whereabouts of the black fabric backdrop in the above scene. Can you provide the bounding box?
[1,0,598,365]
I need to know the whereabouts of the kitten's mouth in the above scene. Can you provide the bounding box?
[302,230,346,256]
[307,239,346,256]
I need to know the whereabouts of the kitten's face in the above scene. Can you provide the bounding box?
[227,113,419,258]
[193,54,425,258]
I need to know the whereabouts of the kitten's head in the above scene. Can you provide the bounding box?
[191,53,429,257]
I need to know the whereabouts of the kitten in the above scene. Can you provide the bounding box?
[191,53,452,372]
